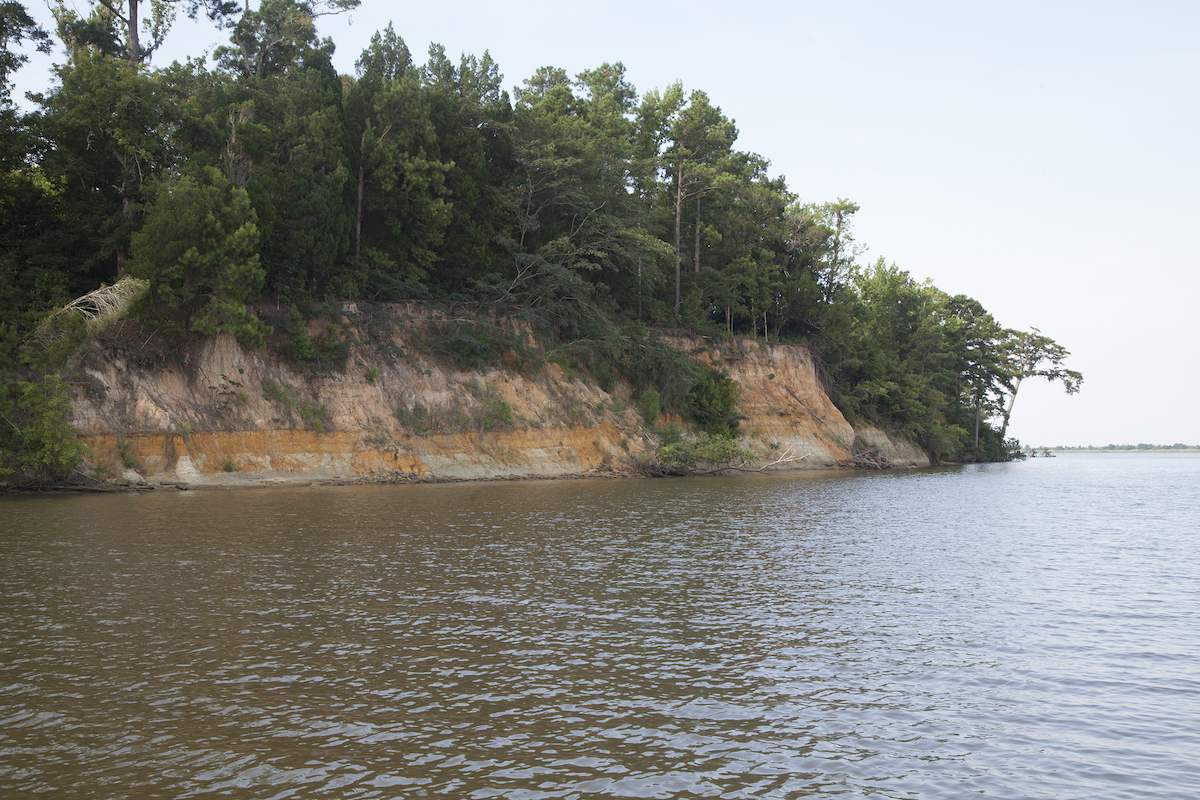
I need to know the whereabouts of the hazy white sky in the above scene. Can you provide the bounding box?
[15,0,1199,445]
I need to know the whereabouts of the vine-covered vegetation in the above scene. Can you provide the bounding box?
[0,0,1081,482]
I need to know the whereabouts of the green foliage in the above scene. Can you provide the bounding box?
[345,25,453,295]
[1,4,50,108]
[470,387,514,431]
[392,400,431,433]
[615,330,697,414]
[393,383,512,433]
[271,308,349,373]
[420,320,537,373]
[437,327,498,370]
[685,368,740,436]
[0,371,85,484]
[656,433,751,472]
[261,378,330,432]
[116,437,140,471]
[393,399,469,434]
[636,386,662,424]
[129,167,268,347]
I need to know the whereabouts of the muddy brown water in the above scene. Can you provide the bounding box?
[2,454,1199,798]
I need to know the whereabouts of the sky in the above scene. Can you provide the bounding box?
[13,0,1200,445]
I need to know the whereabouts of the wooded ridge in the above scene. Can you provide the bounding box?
[0,1,1081,483]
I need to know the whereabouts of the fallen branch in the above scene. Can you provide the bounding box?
[32,277,149,346]
[639,447,809,477]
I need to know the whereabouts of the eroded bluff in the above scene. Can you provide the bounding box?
[73,306,926,486]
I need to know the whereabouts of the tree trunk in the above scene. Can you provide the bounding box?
[763,311,768,343]
[127,0,139,63]
[693,194,701,274]
[116,174,131,274]
[673,163,683,316]
[355,154,365,260]
[1000,376,1022,439]
[829,211,842,302]
[974,393,981,451]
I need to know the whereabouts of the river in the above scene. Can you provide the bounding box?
[2,453,1198,798]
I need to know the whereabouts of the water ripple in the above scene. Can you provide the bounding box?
[2,453,1199,797]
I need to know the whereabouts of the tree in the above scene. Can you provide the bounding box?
[215,0,353,299]
[922,293,1012,454]
[700,151,789,336]
[659,89,736,315]
[0,5,78,326]
[54,0,357,66]
[497,61,671,338]
[128,166,267,345]
[1,2,50,106]
[52,0,240,64]
[421,43,514,292]
[999,327,1083,439]
[35,48,172,277]
[344,25,452,296]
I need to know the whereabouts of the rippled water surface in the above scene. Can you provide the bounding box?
[2,453,1199,798]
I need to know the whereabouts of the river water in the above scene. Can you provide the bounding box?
[1,453,1198,798]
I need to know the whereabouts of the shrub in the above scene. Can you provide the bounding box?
[656,421,684,446]
[0,373,85,484]
[685,367,741,436]
[636,387,662,424]
[655,433,752,472]
[275,308,349,373]
[441,328,497,370]
[421,320,539,374]
[116,437,141,471]
[261,378,331,432]
[470,388,514,431]
[393,399,470,434]
[605,328,701,417]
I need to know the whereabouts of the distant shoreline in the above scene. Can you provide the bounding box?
[1047,447,1200,453]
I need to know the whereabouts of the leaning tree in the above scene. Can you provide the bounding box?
[999,327,1083,439]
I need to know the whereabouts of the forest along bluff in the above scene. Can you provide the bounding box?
[0,1,1081,486]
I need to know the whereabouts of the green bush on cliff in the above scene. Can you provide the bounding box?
[261,379,331,432]
[420,320,538,374]
[685,368,741,436]
[636,387,662,424]
[472,393,514,431]
[271,308,350,373]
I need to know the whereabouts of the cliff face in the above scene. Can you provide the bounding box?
[72,306,926,486]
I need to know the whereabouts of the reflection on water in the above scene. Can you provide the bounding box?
[2,454,1199,798]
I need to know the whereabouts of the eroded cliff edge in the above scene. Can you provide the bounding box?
[72,305,927,486]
